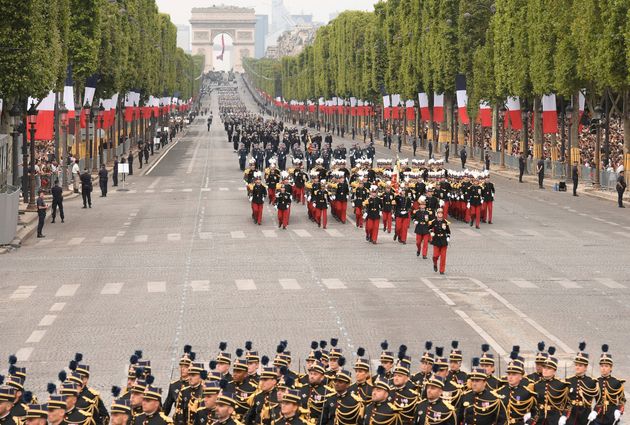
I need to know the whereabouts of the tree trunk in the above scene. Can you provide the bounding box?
[624,90,630,184]
[533,97,542,159]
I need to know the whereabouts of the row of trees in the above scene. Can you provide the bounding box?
[0,0,203,122]
[244,0,630,165]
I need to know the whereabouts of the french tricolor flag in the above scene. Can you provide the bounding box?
[27,91,56,141]
[80,75,98,128]
[418,92,430,121]
[405,99,415,121]
[383,95,391,119]
[433,93,444,123]
[455,74,469,124]
[63,66,75,124]
[506,97,523,130]
[478,101,492,127]
[542,94,557,134]
[391,94,401,119]
[578,91,585,132]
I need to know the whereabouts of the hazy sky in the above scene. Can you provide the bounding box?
[155,0,376,26]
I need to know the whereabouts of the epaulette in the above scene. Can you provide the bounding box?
[490,390,504,399]
[78,409,93,418]
[387,402,401,411]
[160,412,174,424]
[443,400,455,411]
[87,388,100,398]
[351,392,364,403]
[170,379,180,385]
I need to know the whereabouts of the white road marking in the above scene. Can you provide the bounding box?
[67,237,85,246]
[490,229,512,237]
[145,137,183,175]
[594,278,626,289]
[614,232,630,238]
[148,177,161,189]
[101,236,117,244]
[230,231,245,239]
[187,141,201,174]
[325,229,343,237]
[458,228,481,237]
[235,279,257,290]
[101,282,124,295]
[190,280,210,292]
[144,189,155,193]
[147,281,166,293]
[26,330,46,343]
[36,239,54,246]
[116,231,126,237]
[10,285,36,300]
[370,278,395,288]
[15,348,33,361]
[134,235,148,243]
[322,278,347,289]
[238,187,246,191]
[262,229,277,238]
[219,187,229,191]
[454,310,508,357]
[510,279,538,289]
[292,229,312,238]
[199,232,212,239]
[167,233,181,242]
[55,284,80,297]
[521,229,542,237]
[201,188,211,192]
[420,278,456,306]
[49,303,66,312]
[162,188,174,193]
[38,315,57,326]
[182,188,193,192]
[605,221,619,226]
[279,279,302,290]
[127,190,137,194]
[550,277,580,289]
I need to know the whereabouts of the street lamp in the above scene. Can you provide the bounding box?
[592,105,604,188]
[565,103,574,178]
[26,102,38,211]
[74,103,82,161]
[59,102,69,190]
[500,105,507,169]
[98,102,105,167]
[9,102,25,189]
[83,100,91,169]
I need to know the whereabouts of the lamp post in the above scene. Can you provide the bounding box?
[75,104,81,161]
[593,105,603,189]
[26,102,38,211]
[97,102,105,167]
[83,101,91,168]
[500,105,507,169]
[565,104,574,178]
[59,102,69,190]
[9,102,23,188]
[90,102,98,172]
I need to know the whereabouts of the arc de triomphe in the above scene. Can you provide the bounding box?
[190,5,256,73]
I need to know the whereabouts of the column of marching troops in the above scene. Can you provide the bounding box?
[0,340,624,425]
[217,89,495,275]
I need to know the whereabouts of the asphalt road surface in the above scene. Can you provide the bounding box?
[1,81,629,404]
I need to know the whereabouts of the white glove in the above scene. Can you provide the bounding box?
[362,213,367,219]
[481,199,484,204]
[558,416,567,425]
[274,205,278,210]
[249,197,253,202]
[446,237,450,242]
[414,221,419,225]
[614,410,621,421]
[313,202,317,208]
[439,200,444,207]
[587,411,597,422]
[523,413,531,423]
[430,232,435,237]
[467,202,470,208]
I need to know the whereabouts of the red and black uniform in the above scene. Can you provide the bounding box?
[413,208,431,258]
[265,169,280,204]
[292,169,307,204]
[381,190,395,233]
[468,184,483,229]
[393,193,413,244]
[250,183,267,225]
[430,218,451,274]
[314,187,330,229]
[353,186,369,228]
[364,196,382,243]
[335,181,350,223]
[275,190,292,228]
[481,182,495,224]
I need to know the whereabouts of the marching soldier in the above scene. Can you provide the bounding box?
[458,360,507,425]
[0,387,20,425]
[271,390,310,425]
[391,356,419,425]
[129,377,148,419]
[364,187,382,244]
[393,189,412,245]
[244,367,279,425]
[299,361,331,422]
[412,200,431,259]
[313,181,331,229]
[479,345,502,391]
[74,361,110,425]
[60,382,95,425]
[411,342,434,397]
[527,343,548,385]
[47,395,69,425]
[429,209,450,275]
[594,345,625,425]
[266,161,281,204]
[6,375,28,421]
[414,375,457,425]
[481,177,495,224]
[225,359,258,419]
[496,352,537,425]
[250,176,267,225]
[468,180,483,229]
[193,381,221,425]
[531,350,570,425]
[133,385,173,425]
[566,343,599,425]
[274,184,292,229]
[164,347,194,416]
[432,351,463,411]
[352,180,369,228]
[381,184,395,233]
[350,350,373,404]
[246,344,261,386]
[373,343,395,383]
[24,403,48,425]
[322,369,363,425]
[174,363,205,425]
[362,376,400,425]
[110,388,132,425]
[445,342,467,387]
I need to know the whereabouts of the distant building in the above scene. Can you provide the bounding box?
[177,25,191,53]
[290,14,313,25]
[255,15,268,59]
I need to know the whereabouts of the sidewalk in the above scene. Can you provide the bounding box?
[0,127,192,254]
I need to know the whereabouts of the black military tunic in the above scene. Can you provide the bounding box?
[174,384,204,425]
[532,378,570,425]
[271,415,310,425]
[440,380,463,410]
[392,382,419,425]
[0,411,21,425]
[362,400,400,425]
[414,398,456,425]
[244,389,280,425]
[458,388,507,425]
[300,382,332,421]
[225,379,258,419]
[133,411,175,425]
[322,390,364,425]
[164,379,188,416]
[193,403,216,425]
[77,386,110,425]
[65,407,96,425]
[9,403,27,421]
[445,371,467,388]
[495,384,537,425]
[595,376,625,425]
[566,375,598,425]
[411,373,431,398]
[350,382,374,404]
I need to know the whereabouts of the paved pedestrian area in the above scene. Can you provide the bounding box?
[1,83,629,402]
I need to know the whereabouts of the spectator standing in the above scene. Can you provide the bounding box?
[98,164,108,197]
[36,190,47,238]
[537,159,545,189]
[50,180,64,223]
[617,169,626,208]
[571,161,580,196]
[80,168,93,208]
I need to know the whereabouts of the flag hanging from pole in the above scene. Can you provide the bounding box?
[27,91,56,141]
[478,101,492,128]
[506,97,523,130]
[542,94,558,134]
[455,74,469,124]
[433,93,444,123]
[418,93,430,121]
[217,34,225,61]
[80,75,98,128]
[63,66,75,124]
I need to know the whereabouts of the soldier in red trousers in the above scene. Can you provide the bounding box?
[274,184,292,229]
[413,199,431,259]
[364,186,382,244]
[249,174,266,225]
[430,208,451,274]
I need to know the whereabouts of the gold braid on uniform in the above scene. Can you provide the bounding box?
[423,403,455,425]
[505,392,536,423]
[599,379,626,414]
[334,394,364,425]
